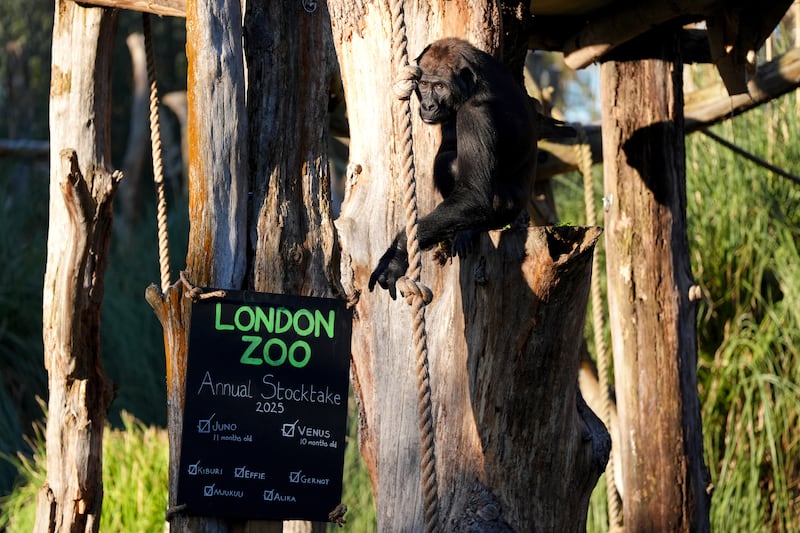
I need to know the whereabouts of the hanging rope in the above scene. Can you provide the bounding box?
[143,13,172,293]
[575,126,623,531]
[388,2,439,532]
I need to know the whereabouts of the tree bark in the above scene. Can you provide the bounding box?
[146,0,248,531]
[183,0,248,289]
[329,2,608,530]
[244,0,339,298]
[459,227,610,531]
[36,2,119,531]
[600,30,711,532]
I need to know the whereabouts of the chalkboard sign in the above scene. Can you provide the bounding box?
[177,289,352,522]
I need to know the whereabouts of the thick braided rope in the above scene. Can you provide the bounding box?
[143,13,172,293]
[388,2,439,532]
[575,126,622,529]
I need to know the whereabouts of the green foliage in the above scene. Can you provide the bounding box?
[0,0,53,139]
[101,414,170,531]
[0,164,48,495]
[336,400,377,531]
[0,419,45,531]
[688,96,800,532]
[586,474,609,532]
[100,199,189,428]
[0,412,168,532]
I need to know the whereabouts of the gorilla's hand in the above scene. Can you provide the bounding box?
[368,241,409,300]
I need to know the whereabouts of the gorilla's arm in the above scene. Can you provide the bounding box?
[369,105,501,298]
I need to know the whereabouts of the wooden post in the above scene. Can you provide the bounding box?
[600,30,711,531]
[36,2,119,531]
[237,2,340,531]
[118,32,149,236]
[146,0,248,530]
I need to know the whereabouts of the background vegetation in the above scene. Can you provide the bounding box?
[1,2,798,530]
[575,92,800,532]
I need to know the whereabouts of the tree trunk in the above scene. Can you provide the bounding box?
[118,32,149,236]
[328,2,608,530]
[600,30,711,532]
[244,0,339,298]
[36,2,119,531]
[148,2,338,532]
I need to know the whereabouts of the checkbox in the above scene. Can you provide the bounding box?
[197,413,215,434]
[289,470,301,483]
[188,460,201,475]
[204,484,215,497]
[282,420,299,437]
[235,467,245,478]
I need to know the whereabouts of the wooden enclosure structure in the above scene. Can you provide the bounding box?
[35,0,799,531]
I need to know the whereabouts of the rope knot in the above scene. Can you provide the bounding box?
[393,64,422,100]
[396,276,434,306]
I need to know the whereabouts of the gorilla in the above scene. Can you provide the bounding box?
[369,38,538,299]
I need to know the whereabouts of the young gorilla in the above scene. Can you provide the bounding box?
[368,38,538,299]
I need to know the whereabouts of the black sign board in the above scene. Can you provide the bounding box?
[177,289,352,522]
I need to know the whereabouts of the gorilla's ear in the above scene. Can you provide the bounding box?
[456,66,476,96]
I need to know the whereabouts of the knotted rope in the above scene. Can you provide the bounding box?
[575,126,622,530]
[143,13,172,293]
[388,2,439,532]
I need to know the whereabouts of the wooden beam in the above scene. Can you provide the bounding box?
[536,47,800,180]
[561,0,716,69]
[557,0,790,71]
[75,0,185,17]
[602,28,712,64]
[706,0,793,95]
[0,138,49,159]
[685,48,800,128]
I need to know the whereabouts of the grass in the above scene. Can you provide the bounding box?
[0,163,48,495]
[99,198,189,428]
[0,412,169,532]
[688,104,800,531]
